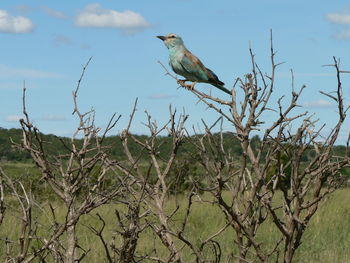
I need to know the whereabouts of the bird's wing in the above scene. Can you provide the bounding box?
[178,50,230,94]
[205,68,224,86]
[180,50,211,81]
[180,50,224,86]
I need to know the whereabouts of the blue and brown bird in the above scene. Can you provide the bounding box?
[157,33,231,95]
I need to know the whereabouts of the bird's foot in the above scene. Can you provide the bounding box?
[188,82,197,90]
[177,79,187,87]
[177,79,197,90]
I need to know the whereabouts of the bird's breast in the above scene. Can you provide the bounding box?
[169,52,185,73]
[169,58,185,76]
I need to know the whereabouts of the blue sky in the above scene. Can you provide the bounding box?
[0,1,350,143]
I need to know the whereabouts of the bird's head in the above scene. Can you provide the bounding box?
[157,33,184,49]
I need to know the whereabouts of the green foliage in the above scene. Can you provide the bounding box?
[166,153,204,194]
[1,127,348,197]
[1,162,58,200]
[0,128,30,161]
[266,150,292,191]
[340,167,350,178]
[0,128,248,163]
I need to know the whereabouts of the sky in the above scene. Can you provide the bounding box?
[1,0,350,143]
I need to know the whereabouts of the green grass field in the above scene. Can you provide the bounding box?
[1,162,350,262]
[1,188,349,262]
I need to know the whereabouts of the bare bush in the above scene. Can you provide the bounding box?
[5,59,127,262]
[1,35,349,263]
[0,167,38,262]
[169,33,350,262]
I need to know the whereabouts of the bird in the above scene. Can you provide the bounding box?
[157,33,231,95]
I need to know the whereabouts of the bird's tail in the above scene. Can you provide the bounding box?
[212,82,232,95]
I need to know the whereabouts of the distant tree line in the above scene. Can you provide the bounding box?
[1,127,348,164]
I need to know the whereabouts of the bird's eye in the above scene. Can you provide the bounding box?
[170,35,175,38]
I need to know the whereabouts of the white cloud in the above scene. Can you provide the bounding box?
[53,35,73,47]
[334,29,350,39]
[326,13,350,24]
[53,35,92,49]
[0,9,34,33]
[15,5,33,13]
[4,115,22,122]
[325,7,350,40]
[303,99,333,108]
[42,115,66,121]
[15,5,66,19]
[40,6,66,19]
[0,64,63,79]
[75,3,151,33]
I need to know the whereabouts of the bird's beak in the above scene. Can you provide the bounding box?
[157,35,166,41]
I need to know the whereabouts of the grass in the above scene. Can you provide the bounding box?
[1,162,349,262]
[1,190,349,262]
[292,190,350,263]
